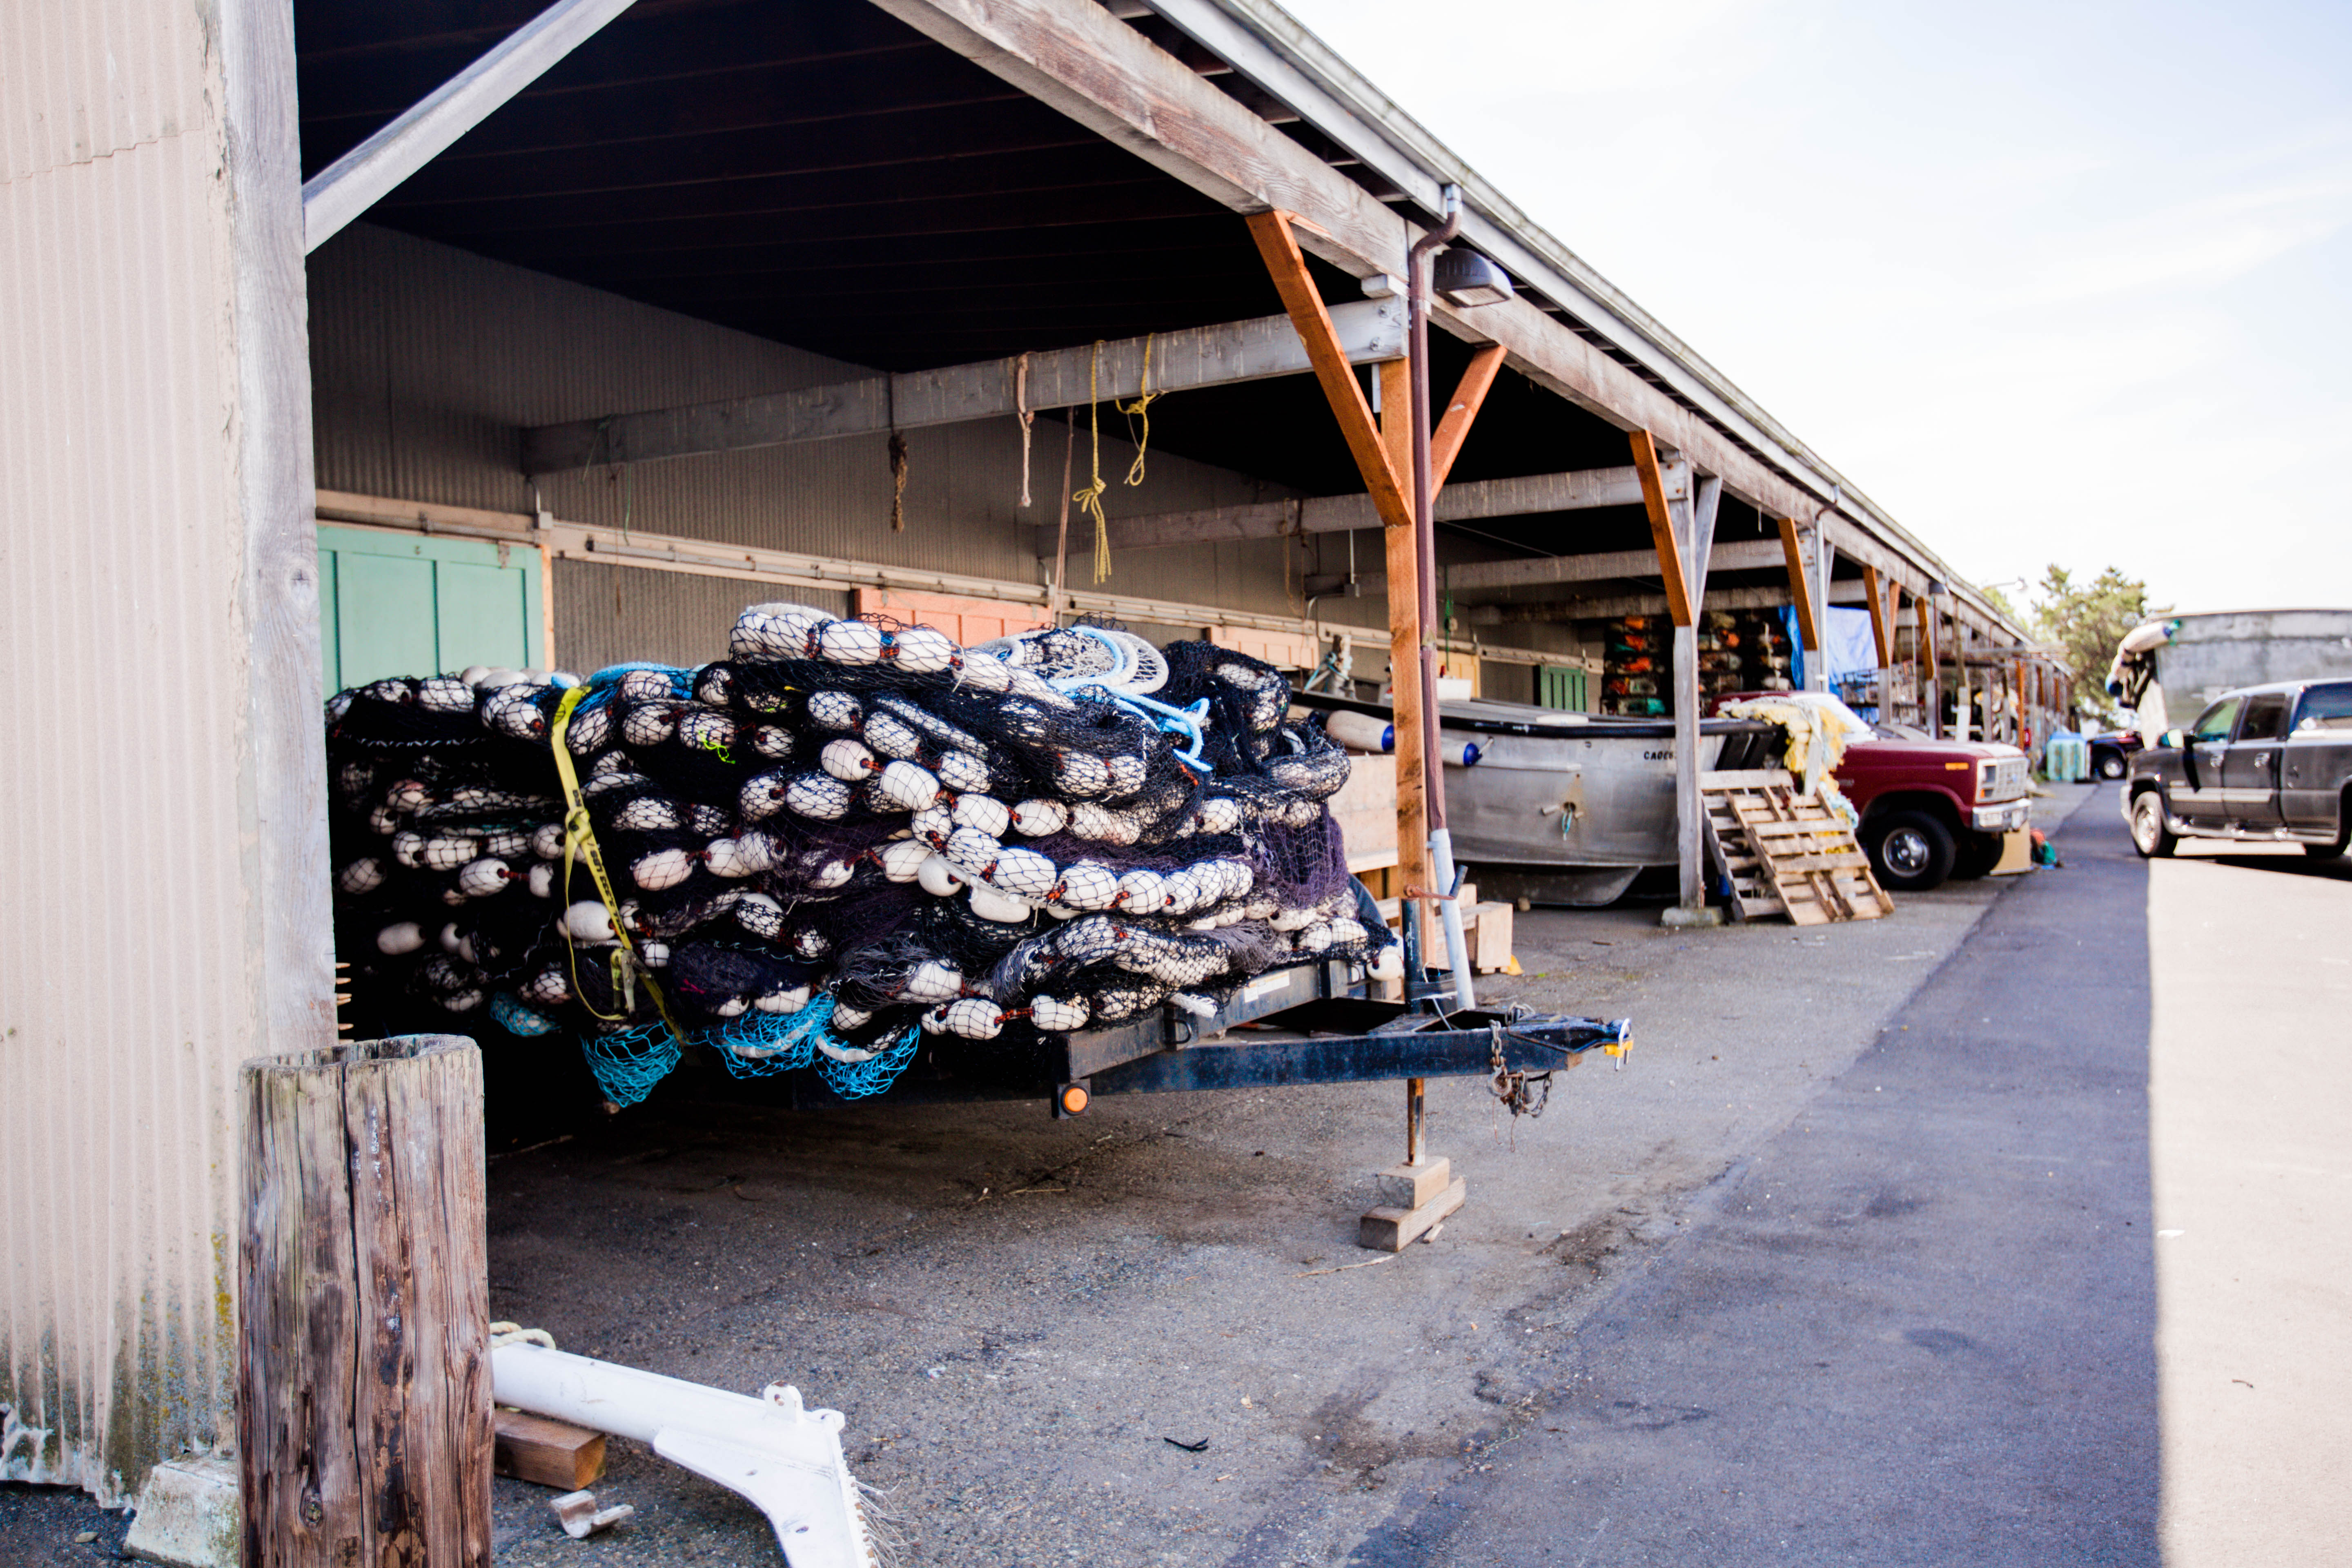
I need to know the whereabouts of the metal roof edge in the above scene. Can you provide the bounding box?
[1137,0,2025,640]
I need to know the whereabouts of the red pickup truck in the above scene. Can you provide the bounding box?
[1711,698,2033,891]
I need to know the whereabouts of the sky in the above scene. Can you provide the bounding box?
[1279,0,2352,619]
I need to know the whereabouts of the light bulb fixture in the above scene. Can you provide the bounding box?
[1432,246,1514,308]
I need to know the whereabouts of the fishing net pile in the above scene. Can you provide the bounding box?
[327,607,1389,1106]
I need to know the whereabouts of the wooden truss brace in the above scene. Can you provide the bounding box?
[304,0,639,253]
[1860,564,1896,668]
[1777,516,1821,652]
[1628,430,1696,627]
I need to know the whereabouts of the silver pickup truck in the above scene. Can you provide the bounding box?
[2124,678,2352,859]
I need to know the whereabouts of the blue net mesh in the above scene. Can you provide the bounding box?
[703,995,923,1100]
[580,1023,683,1106]
[489,991,559,1037]
[816,1024,922,1100]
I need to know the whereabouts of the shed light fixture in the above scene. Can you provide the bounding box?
[1433,246,1515,308]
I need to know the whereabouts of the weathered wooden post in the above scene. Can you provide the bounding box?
[240,1036,492,1568]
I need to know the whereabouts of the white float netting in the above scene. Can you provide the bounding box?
[327,612,1391,1106]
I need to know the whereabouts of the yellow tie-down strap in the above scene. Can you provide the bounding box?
[549,684,693,1047]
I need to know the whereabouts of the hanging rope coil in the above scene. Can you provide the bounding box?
[1074,341,1112,583]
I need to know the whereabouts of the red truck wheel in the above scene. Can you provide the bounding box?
[1866,810,1956,891]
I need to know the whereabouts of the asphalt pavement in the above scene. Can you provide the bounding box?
[1361,789,2159,1566]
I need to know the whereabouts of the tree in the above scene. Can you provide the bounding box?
[2029,566,2166,724]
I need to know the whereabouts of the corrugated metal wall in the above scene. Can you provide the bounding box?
[553,564,849,674]
[307,224,1401,648]
[1,0,261,1503]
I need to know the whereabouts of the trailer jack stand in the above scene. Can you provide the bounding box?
[1359,1074,1467,1250]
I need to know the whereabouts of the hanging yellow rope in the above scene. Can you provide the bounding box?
[1116,331,1158,488]
[1073,341,1112,582]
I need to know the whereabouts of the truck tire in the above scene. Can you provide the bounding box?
[2130,791,2177,859]
[1951,831,2004,880]
[1866,810,1956,891]
[2097,751,2126,779]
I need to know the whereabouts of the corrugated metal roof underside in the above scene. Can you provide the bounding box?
[1,0,249,1503]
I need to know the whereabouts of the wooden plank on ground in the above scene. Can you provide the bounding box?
[494,1410,606,1491]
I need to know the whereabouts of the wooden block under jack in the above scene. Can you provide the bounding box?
[1989,826,2035,876]
[495,1408,607,1490]
[1359,1176,1468,1252]
[1375,1156,1452,1210]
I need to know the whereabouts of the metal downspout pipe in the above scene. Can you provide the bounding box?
[1410,187,1476,1010]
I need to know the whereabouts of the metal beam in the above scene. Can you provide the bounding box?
[1039,463,1646,558]
[523,299,1404,473]
[301,0,637,254]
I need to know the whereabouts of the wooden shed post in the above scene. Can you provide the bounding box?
[240,1036,492,1568]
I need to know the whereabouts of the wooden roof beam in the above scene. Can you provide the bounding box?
[1031,463,1646,558]
[521,298,1404,472]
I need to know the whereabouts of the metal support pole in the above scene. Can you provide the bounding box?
[1405,1077,1426,1166]
[1408,187,1477,1009]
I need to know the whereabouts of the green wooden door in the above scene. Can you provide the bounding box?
[1538,664,1587,712]
[318,525,543,693]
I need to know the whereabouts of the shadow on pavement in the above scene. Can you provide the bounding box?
[1348,786,2160,1567]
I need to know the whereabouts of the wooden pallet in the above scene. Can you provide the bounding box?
[1701,770,1892,925]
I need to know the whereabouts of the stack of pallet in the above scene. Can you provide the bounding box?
[1701,770,1891,924]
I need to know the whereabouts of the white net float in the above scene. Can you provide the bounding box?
[620,702,680,748]
[458,858,514,898]
[916,853,967,897]
[877,759,939,810]
[805,690,864,731]
[755,985,812,1014]
[376,921,424,956]
[1010,798,1067,836]
[832,1003,874,1029]
[1112,869,1167,913]
[1105,753,1147,795]
[791,926,831,958]
[888,625,957,673]
[530,822,566,860]
[807,858,857,890]
[783,773,852,820]
[1030,994,1089,1032]
[750,724,795,760]
[616,669,675,704]
[986,847,1059,903]
[608,797,684,833]
[693,664,735,707]
[817,619,886,664]
[939,996,1007,1040]
[950,793,1011,838]
[821,737,877,782]
[676,708,736,753]
[943,826,1002,879]
[968,882,1031,923]
[1052,861,1119,912]
[935,750,992,794]
[878,837,933,882]
[909,803,954,843]
[953,655,1011,693]
[901,960,963,1002]
[733,893,785,939]
[561,902,614,942]
[1053,750,1111,797]
[862,709,923,758]
[526,862,557,898]
[712,996,749,1018]
[731,602,831,662]
[338,858,385,895]
[563,704,612,755]
[520,967,570,1006]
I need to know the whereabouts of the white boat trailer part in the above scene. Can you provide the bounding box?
[490,1341,877,1567]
